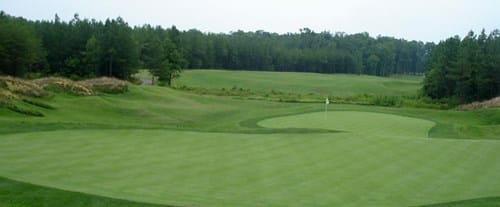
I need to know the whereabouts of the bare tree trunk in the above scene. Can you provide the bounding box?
[167,73,172,86]
[151,69,155,85]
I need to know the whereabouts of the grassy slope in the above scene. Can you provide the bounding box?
[175,69,422,96]
[1,86,497,139]
[0,72,499,207]
[0,177,172,207]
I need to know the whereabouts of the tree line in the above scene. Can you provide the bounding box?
[177,28,433,76]
[0,12,185,84]
[1,12,498,103]
[1,12,431,80]
[423,30,500,103]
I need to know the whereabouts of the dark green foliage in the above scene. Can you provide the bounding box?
[0,11,433,82]
[423,30,500,103]
[0,12,45,77]
[34,14,98,78]
[368,95,402,106]
[99,17,139,79]
[0,176,174,207]
[83,35,101,77]
[135,25,186,86]
[1,12,140,80]
[1,10,498,100]
[175,29,431,76]
[155,38,186,86]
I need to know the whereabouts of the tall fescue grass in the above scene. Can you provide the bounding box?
[0,76,129,116]
[1,76,129,97]
[0,76,46,97]
[79,77,129,94]
[457,97,500,110]
[34,77,93,96]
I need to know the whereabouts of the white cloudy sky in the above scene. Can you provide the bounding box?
[1,0,499,42]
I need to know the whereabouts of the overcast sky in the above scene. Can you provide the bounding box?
[1,0,499,42]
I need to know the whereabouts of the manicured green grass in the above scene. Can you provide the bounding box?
[175,69,423,97]
[259,111,435,138]
[1,128,499,207]
[0,77,499,206]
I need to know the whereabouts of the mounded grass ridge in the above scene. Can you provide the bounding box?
[0,76,129,116]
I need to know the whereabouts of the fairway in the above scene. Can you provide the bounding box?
[1,111,499,206]
[175,70,422,96]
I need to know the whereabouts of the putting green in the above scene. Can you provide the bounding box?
[1,127,499,206]
[259,111,436,138]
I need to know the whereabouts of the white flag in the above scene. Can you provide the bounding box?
[326,98,330,105]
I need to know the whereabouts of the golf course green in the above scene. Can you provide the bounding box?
[1,71,499,207]
[259,111,435,138]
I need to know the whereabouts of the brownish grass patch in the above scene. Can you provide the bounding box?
[33,77,93,96]
[79,77,128,94]
[457,97,500,111]
[0,76,46,97]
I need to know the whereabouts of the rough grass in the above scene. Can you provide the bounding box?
[1,76,129,97]
[0,76,129,116]
[0,76,46,97]
[79,77,129,94]
[33,77,94,96]
[457,97,500,111]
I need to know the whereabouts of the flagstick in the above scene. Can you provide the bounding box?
[324,97,329,120]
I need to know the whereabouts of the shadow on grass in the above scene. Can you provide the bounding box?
[415,196,500,207]
[0,176,176,207]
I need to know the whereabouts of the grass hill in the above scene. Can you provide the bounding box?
[169,69,433,107]
[174,69,423,97]
[0,72,499,207]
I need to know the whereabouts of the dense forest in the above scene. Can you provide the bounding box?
[0,12,498,103]
[177,28,433,76]
[423,30,500,103]
[0,12,185,83]
[0,12,431,79]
